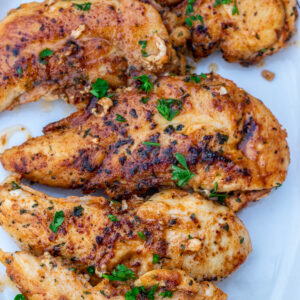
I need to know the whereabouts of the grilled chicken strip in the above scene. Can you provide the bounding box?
[0,0,182,112]
[0,176,251,282]
[155,0,297,65]
[0,250,227,300]
[1,74,289,211]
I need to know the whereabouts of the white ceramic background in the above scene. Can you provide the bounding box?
[0,1,299,299]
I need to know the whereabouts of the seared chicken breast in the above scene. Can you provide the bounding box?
[156,0,297,65]
[1,74,289,211]
[0,0,182,112]
[0,176,251,282]
[0,250,227,299]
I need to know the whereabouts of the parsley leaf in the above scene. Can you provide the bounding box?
[11,181,21,190]
[49,211,64,233]
[134,75,154,93]
[160,290,173,298]
[147,285,158,300]
[138,40,147,49]
[138,231,146,240]
[275,183,282,189]
[17,67,23,74]
[190,73,207,83]
[116,114,126,122]
[186,14,203,26]
[213,0,231,7]
[108,214,120,222]
[125,287,140,300]
[140,97,149,104]
[157,98,182,121]
[186,0,196,15]
[75,2,91,11]
[142,141,160,147]
[209,182,227,204]
[90,78,109,99]
[39,48,54,65]
[232,0,239,15]
[171,153,195,187]
[14,295,25,300]
[152,253,160,264]
[87,265,95,275]
[102,264,136,282]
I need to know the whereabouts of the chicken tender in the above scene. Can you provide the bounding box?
[0,250,227,299]
[0,74,289,211]
[0,176,251,282]
[0,0,182,112]
[157,0,297,65]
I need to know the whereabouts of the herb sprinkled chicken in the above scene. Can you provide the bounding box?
[1,74,289,211]
[0,0,183,112]
[0,176,251,282]
[0,250,227,299]
[154,0,298,65]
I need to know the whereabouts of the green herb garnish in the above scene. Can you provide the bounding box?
[87,265,95,275]
[11,181,21,190]
[190,73,207,83]
[213,0,231,7]
[171,153,195,187]
[152,253,160,264]
[102,264,136,282]
[209,182,227,204]
[17,67,23,74]
[116,114,126,122]
[108,214,120,222]
[90,78,109,99]
[157,98,182,121]
[232,0,239,15]
[142,141,160,147]
[75,2,91,11]
[160,290,173,298]
[14,295,25,300]
[138,231,146,240]
[134,75,154,93]
[39,48,54,65]
[49,211,64,233]
[185,14,203,26]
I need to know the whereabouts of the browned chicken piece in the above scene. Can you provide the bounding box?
[0,250,227,299]
[0,176,251,282]
[0,0,183,112]
[1,74,289,211]
[155,0,298,65]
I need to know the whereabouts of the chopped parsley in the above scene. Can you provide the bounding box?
[209,182,227,204]
[160,290,173,298]
[49,211,64,233]
[190,73,207,83]
[138,40,148,57]
[108,214,120,222]
[186,0,196,15]
[90,78,109,99]
[157,98,182,121]
[185,14,203,26]
[102,264,136,282]
[75,2,91,11]
[72,205,84,217]
[87,265,95,275]
[240,236,244,244]
[83,128,91,138]
[134,75,154,93]
[17,67,23,74]
[11,181,21,190]
[171,153,195,187]
[39,48,54,65]
[275,183,282,189]
[138,231,147,240]
[14,295,25,300]
[152,253,160,264]
[232,0,239,15]
[147,285,158,300]
[140,97,150,104]
[142,141,160,147]
[116,114,126,122]
[188,234,193,239]
[213,0,231,7]
[125,285,158,300]
[125,287,140,300]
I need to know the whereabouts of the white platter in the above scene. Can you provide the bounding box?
[0,1,299,299]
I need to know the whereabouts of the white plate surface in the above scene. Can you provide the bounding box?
[0,1,299,299]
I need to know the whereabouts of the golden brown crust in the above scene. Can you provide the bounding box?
[0,176,251,282]
[0,0,183,112]
[0,250,227,299]
[1,74,289,210]
[157,0,298,65]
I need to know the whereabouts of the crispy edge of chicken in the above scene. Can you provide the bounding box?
[156,0,298,65]
[0,175,251,282]
[0,74,290,211]
[0,0,184,112]
[0,250,227,300]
